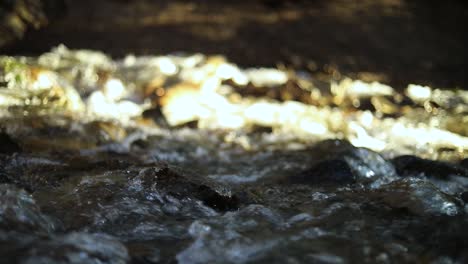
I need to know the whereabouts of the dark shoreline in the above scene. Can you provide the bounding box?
[2,0,468,90]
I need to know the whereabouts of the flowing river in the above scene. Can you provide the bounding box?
[0,47,467,263]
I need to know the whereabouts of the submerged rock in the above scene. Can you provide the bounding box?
[392,155,468,195]
[21,232,129,264]
[291,159,355,185]
[461,191,468,204]
[392,155,468,179]
[289,140,398,188]
[0,154,69,192]
[127,165,240,212]
[177,200,422,264]
[375,178,461,216]
[28,159,239,243]
[0,132,21,154]
[0,184,57,234]
[177,205,286,264]
[460,158,468,170]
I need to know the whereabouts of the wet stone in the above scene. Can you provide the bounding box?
[461,192,468,204]
[461,158,468,170]
[177,204,287,264]
[401,216,468,263]
[392,155,468,179]
[176,200,417,264]
[291,159,355,185]
[391,155,468,195]
[288,140,398,188]
[20,232,129,264]
[27,161,239,243]
[127,165,240,212]
[375,178,461,216]
[0,184,57,234]
[0,132,21,154]
[0,154,69,192]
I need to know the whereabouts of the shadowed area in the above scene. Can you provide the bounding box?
[2,0,468,90]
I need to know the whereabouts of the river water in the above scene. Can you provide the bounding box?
[0,47,467,263]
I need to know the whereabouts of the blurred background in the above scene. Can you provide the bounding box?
[1,4,467,263]
[1,0,467,90]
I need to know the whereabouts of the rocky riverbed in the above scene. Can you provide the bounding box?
[0,47,467,263]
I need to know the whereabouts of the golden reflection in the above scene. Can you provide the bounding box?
[33,71,55,90]
[407,84,431,102]
[299,119,328,136]
[157,58,178,75]
[348,122,386,151]
[103,79,126,101]
[1,47,466,160]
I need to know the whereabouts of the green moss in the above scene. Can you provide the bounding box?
[0,56,28,89]
[0,56,26,72]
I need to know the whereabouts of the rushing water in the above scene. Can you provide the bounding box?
[0,47,467,263]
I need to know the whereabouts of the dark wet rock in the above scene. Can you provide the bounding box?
[28,161,239,243]
[0,184,51,262]
[289,140,397,188]
[343,148,398,187]
[127,165,240,212]
[461,192,468,204]
[291,159,355,185]
[177,204,287,264]
[0,184,57,234]
[459,158,468,170]
[0,134,466,263]
[391,155,468,195]
[0,132,21,154]
[392,155,468,179]
[0,231,39,264]
[0,154,69,192]
[0,125,466,262]
[375,178,461,216]
[176,202,416,264]
[1,153,141,192]
[0,156,11,184]
[66,156,134,171]
[403,216,468,263]
[175,180,466,263]
[20,232,129,264]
